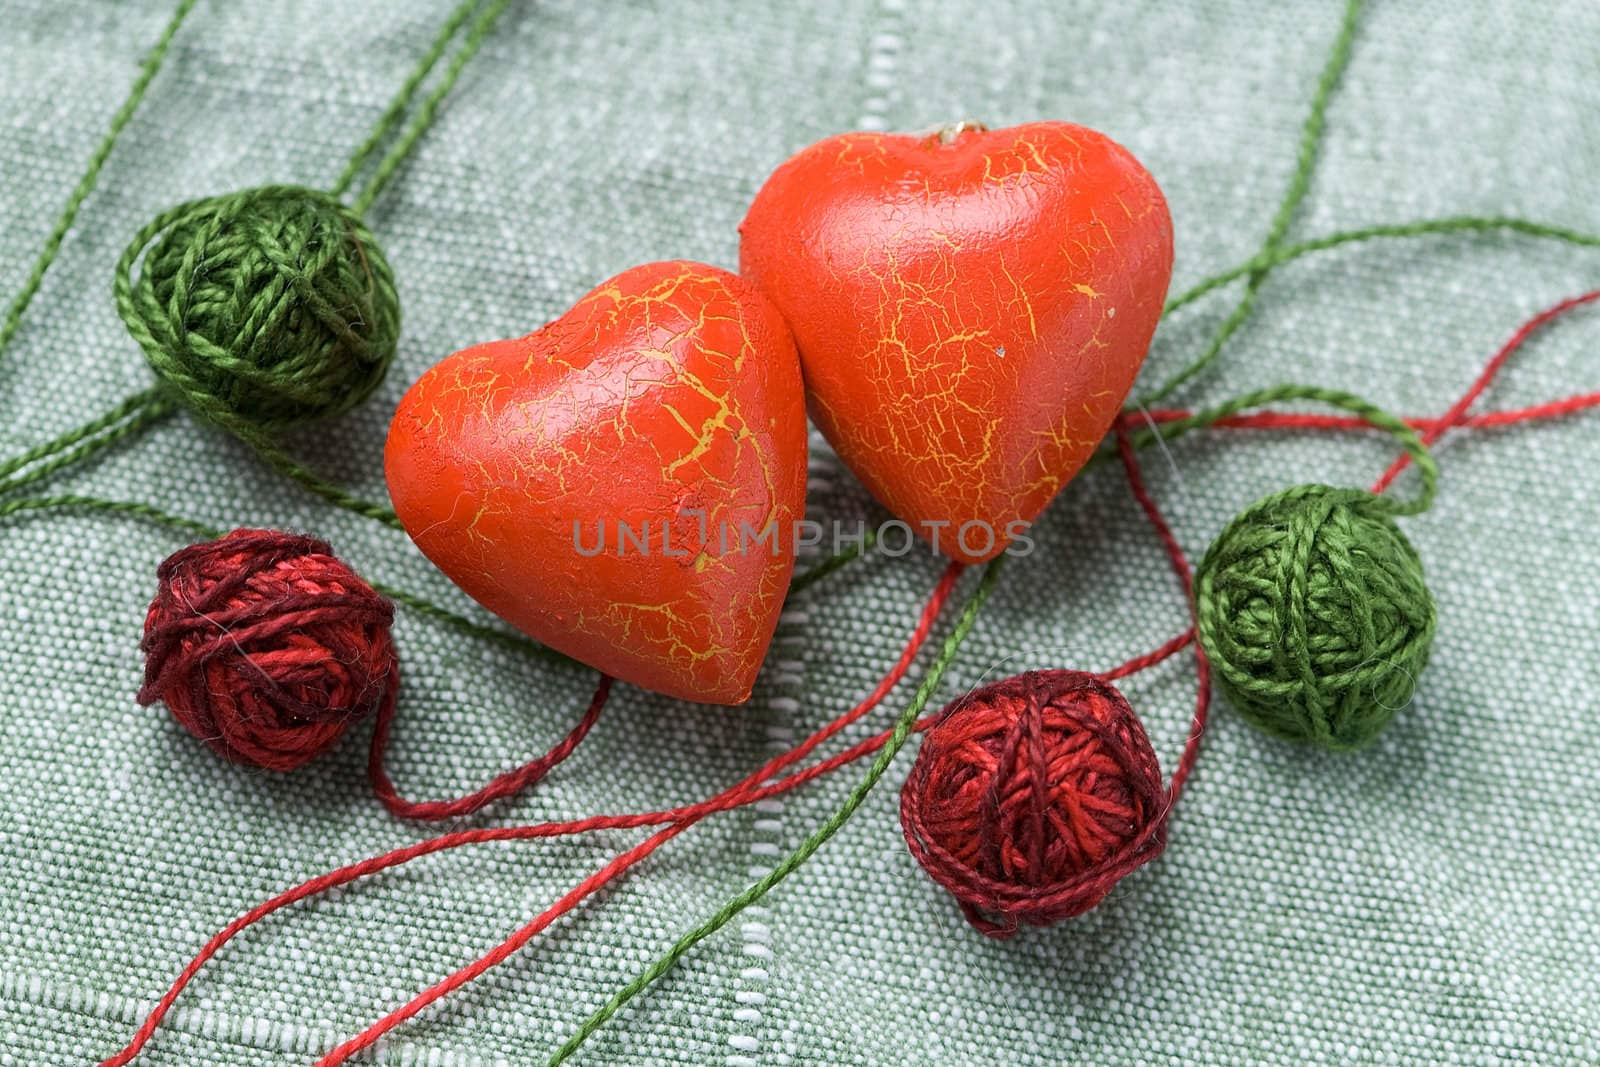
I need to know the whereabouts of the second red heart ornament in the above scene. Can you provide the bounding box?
[385,261,807,704]
[740,120,1174,563]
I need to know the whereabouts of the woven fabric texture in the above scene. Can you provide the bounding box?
[3,1,1598,1063]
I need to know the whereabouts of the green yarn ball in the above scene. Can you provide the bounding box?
[1195,483,1436,751]
[116,185,400,432]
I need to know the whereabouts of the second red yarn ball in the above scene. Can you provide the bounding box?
[901,669,1167,937]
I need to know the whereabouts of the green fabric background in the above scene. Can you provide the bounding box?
[3,0,1599,1063]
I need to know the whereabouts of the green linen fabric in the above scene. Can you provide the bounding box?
[3,1,1599,1063]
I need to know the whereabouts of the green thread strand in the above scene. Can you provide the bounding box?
[0,491,572,664]
[549,559,1005,1066]
[0,408,173,498]
[330,0,486,200]
[1161,215,1600,317]
[1129,383,1437,515]
[1139,0,1363,406]
[378,583,576,667]
[1259,0,1363,268]
[236,427,402,526]
[789,527,878,593]
[0,0,198,368]
[0,387,400,534]
[0,389,173,494]
[352,0,514,215]
[0,493,218,537]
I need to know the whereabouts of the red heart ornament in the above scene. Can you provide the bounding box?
[739,121,1173,563]
[385,261,807,704]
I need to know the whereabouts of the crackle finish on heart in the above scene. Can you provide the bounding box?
[740,122,1173,563]
[385,262,807,704]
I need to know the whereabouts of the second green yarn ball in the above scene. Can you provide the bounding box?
[1195,483,1436,751]
[116,185,400,433]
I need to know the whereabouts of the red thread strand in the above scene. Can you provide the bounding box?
[1141,287,1600,464]
[367,674,613,820]
[101,562,964,1067]
[313,819,696,1066]
[1098,627,1195,683]
[1372,288,1600,492]
[310,559,966,1064]
[1113,421,1210,805]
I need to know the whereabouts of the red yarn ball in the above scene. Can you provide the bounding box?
[138,529,397,771]
[900,669,1167,937]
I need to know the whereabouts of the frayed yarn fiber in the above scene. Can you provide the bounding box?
[138,528,398,771]
[1195,483,1436,751]
[115,185,400,433]
[900,669,1167,938]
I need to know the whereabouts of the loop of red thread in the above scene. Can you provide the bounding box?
[1113,421,1211,804]
[139,527,612,819]
[107,290,1600,1063]
[367,674,613,820]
